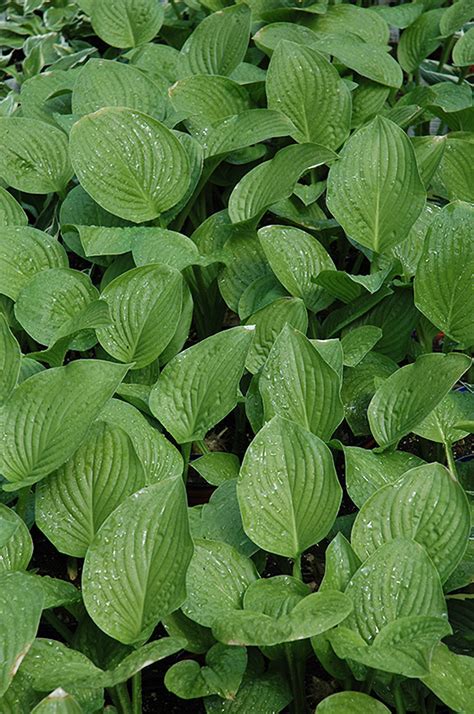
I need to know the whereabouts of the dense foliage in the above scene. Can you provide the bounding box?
[0,0,473,712]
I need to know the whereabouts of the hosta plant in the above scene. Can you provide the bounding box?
[0,0,473,713]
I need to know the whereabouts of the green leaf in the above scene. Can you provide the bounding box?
[229,143,337,225]
[31,690,83,714]
[0,571,44,696]
[83,478,192,645]
[319,533,361,593]
[96,264,183,368]
[245,297,308,374]
[258,225,335,312]
[412,136,447,189]
[397,9,444,73]
[415,201,474,345]
[422,643,474,713]
[313,34,403,88]
[316,691,390,713]
[72,58,165,119]
[436,137,474,203]
[341,326,382,368]
[372,3,423,29]
[453,27,474,66]
[368,352,471,448]
[132,228,202,271]
[168,75,249,133]
[351,79,390,129]
[149,326,253,443]
[178,5,251,78]
[69,107,191,223]
[238,416,342,559]
[100,398,183,483]
[326,116,425,253]
[391,203,441,277]
[192,452,240,487]
[204,671,291,714]
[218,228,272,312]
[266,41,351,150]
[351,463,471,583]
[166,643,247,700]
[0,118,73,194]
[201,109,293,160]
[0,226,68,301]
[183,539,258,628]
[343,446,424,508]
[35,420,147,557]
[199,480,257,557]
[0,314,20,404]
[309,4,390,45]
[0,360,129,489]
[440,0,474,36]
[14,268,99,350]
[90,0,164,48]
[0,187,27,226]
[259,326,344,440]
[0,503,33,573]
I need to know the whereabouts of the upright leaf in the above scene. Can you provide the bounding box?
[368,353,471,447]
[238,416,342,559]
[83,479,192,644]
[0,314,20,404]
[0,360,129,489]
[149,326,253,443]
[0,503,33,574]
[266,41,351,149]
[70,108,191,223]
[326,116,425,252]
[0,187,27,227]
[31,690,83,714]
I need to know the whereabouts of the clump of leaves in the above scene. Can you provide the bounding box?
[0,1,473,713]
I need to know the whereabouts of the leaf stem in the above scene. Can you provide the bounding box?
[195,439,210,455]
[42,610,74,645]
[285,643,307,713]
[437,34,455,72]
[112,683,133,714]
[361,667,376,695]
[169,0,181,21]
[181,442,192,483]
[15,487,30,522]
[131,672,142,714]
[393,679,406,714]
[292,554,302,581]
[444,440,458,481]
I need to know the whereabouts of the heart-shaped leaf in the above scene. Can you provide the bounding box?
[70,108,192,223]
[326,116,425,253]
[238,416,342,558]
[83,478,192,644]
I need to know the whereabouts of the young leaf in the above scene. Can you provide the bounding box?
[367,352,471,447]
[258,225,335,312]
[182,539,258,628]
[90,0,164,48]
[351,463,471,583]
[0,571,44,696]
[0,227,68,301]
[70,108,191,223]
[36,421,146,557]
[178,5,251,78]
[96,265,183,368]
[149,326,253,443]
[0,118,73,194]
[259,326,344,440]
[0,360,129,489]
[326,116,425,253]
[0,314,20,404]
[266,41,351,150]
[238,416,342,559]
[83,478,192,644]
[414,201,474,346]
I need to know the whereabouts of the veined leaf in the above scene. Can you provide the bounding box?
[453,28,474,66]
[182,539,258,628]
[178,5,251,78]
[0,571,44,696]
[440,0,474,36]
[238,416,342,559]
[341,326,382,368]
[90,0,164,48]
[0,360,129,489]
[368,352,471,447]
[308,4,390,45]
[149,326,253,443]
[258,225,335,312]
[72,58,165,118]
[351,463,471,583]
[259,326,344,440]
[0,314,20,404]
[70,107,191,223]
[326,116,425,253]
[0,187,27,227]
[397,9,444,73]
[201,109,293,159]
[0,118,73,194]
[0,503,33,573]
[415,202,474,345]
[422,644,474,713]
[36,421,146,557]
[83,479,192,644]
[31,690,83,713]
[436,137,474,203]
[414,390,474,444]
[266,41,351,150]
[229,143,337,224]
[316,691,390,713]
[132,228,201,271]
[96,264,183,368]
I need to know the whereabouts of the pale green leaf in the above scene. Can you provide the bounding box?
[341,326,382,368]
[414,390,474,444]
[316,691,390,713]
[453,27,474,66]
[440,0,474,36]
[0,503,33,573]
[31,690,83,714]
[436,138,474,202]
[191,452,240,487]
[308,4,389,45]
[422,643,474,713]
[0,187,27,227]
[0,314,20,404]
[90,0,164,48]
